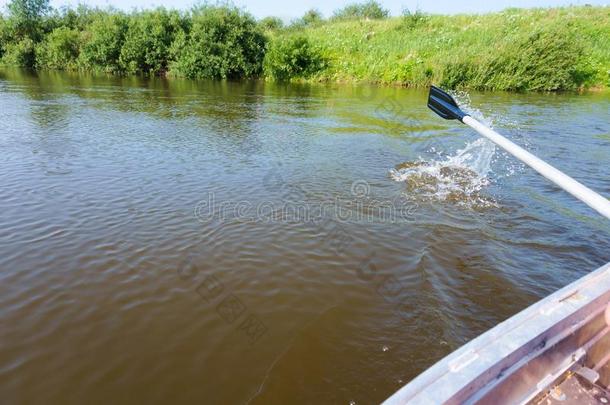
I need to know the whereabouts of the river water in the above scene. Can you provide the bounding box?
[1,68,609,404]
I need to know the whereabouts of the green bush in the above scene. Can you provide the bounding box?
[169,6,266,79]
[2,37,36,67]
[36,26,80,69]
[0,16,9,59]
[300,9,324,26]
[259,16,283,31]
[79,13,127,72]
[264,35,326,81]
[399,8,428,30]
[119,9,185,75]
[42,5,102,33]
[333,1,389,20]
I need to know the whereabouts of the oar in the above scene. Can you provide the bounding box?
[427,85,610,219]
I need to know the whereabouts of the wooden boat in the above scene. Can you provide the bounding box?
[383,261,610,404]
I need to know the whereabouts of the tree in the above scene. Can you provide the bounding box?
[7,0,51,40]
[301,9,323,26]
[289,9,324,29]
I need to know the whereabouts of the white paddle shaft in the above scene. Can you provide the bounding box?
[462,115,610,219]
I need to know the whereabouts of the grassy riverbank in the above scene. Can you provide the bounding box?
[0,1,608,91]
[287,7,610,91]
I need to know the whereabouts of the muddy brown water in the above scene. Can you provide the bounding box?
[1,69,609,404]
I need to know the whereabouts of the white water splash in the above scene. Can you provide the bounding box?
[390,92,498,207]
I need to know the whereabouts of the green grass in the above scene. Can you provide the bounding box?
[271,6,610,91]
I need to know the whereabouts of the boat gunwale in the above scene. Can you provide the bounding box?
[383,260,610,405]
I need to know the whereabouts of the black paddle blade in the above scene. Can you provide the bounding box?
[427,86,468,122]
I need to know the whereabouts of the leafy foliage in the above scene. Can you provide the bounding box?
[7,0,50,40]
[79,13,128,72]
[35,26,80,69]
[169,6,266,79]
[7,0,50,22]
[0,16,9,59]
[300,9,324,26]
[2,37,36,67]
[259,16,283,31]
[264,35,326,81]
[119,9,186,74]
[46,6,116,33]
[333,1,389,20]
